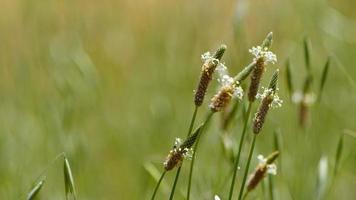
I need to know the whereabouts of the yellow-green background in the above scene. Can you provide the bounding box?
[0,0,356,199]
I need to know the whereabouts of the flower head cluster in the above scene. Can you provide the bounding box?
[257,154,277,175]
[209,60,245,112]
[195,46,226,107]
[292,91,316,106]
[249,46,277,65]
[256,87,283,108]
[163,138,194,171]
[246,151,279,192]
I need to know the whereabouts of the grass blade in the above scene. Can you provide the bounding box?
[285,59,293,99]
[334,134,343,176]
[318,57,331,102]
[303,37,311,73]
[64,156,77,200]
[27,178,45,200]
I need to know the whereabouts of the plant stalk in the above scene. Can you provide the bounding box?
[186,112,214,200]
[168,106,199,200]
[151,171,167,200]
[228,102,253,200]
[238,134,257,200]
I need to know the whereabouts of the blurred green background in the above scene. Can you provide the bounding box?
[0,0,356,199]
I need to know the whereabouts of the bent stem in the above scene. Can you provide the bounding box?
[238,134,257,200]
[228,102,253,200]
[187,112,214,200]
[151,171,167,200]
[168,106,199,200]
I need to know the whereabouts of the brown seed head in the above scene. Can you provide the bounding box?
[194,59,219,106]
[253,95,273,134]
[164,149,184,171]
[247,165,267,192]
[248,57,265,102]
[210,85,234,112]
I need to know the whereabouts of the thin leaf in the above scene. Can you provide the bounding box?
[303,37,311,73]
[64,157,77,200]
[273,129,282,171]
[318,57,331,102]
[285,59,294,99]
[27,178,45,200]
[334,134,343,176]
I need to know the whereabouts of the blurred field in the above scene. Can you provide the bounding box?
[0,0,356,199]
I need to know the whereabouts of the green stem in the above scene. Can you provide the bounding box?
[238,134,257,200]
[151,171,166,200]
[187,112,214,200]
[168,106,199,200]
[268,175,274,200]
[228,102,253,200]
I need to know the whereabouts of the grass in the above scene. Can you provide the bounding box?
[1,0,356,199]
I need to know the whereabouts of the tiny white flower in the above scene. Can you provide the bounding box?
[201,51,212,62]
[249,46,277,65]
[271,94,283,108]
[267,164,277,175]
[304,93,316,105]
[183,148,194,160]
[256,87,282,108]
[174,138,183,147]
[232,86,244,100]
[216,62,228,77]
[214,195,221,200]
[292,91,303,104]
[292,91,316,106]
[257,154,267,165]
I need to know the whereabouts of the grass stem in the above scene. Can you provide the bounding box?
[186,112,214,200]
[238,134,257,200]
[228,102,253,200]
[151,171,166,200]
[168,106,199,200]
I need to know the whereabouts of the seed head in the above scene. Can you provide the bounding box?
[163,125,202,171]
[195,45,226,106]
[253,70,282,134]
[248,57,265,102]
[247,152,279,192]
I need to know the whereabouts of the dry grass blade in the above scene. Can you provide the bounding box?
[64,157,77,200]
[27,178,45,200]
[318,57,331,102]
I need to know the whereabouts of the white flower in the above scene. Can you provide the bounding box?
[292,91,316,105]
[271,94,283,108]
[201,51,212,62]
[257,154,277,175]
[216,62,228,77]
[232,86,244,100]
[267,164,277,175]
[214,195,221,200]
[249,46,277,64]
[174,138,183,147]
[182,148,194,160]
[257,154,267,165]
[256,87,282,108]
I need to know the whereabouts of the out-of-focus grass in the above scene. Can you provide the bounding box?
[0,0,356,199]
